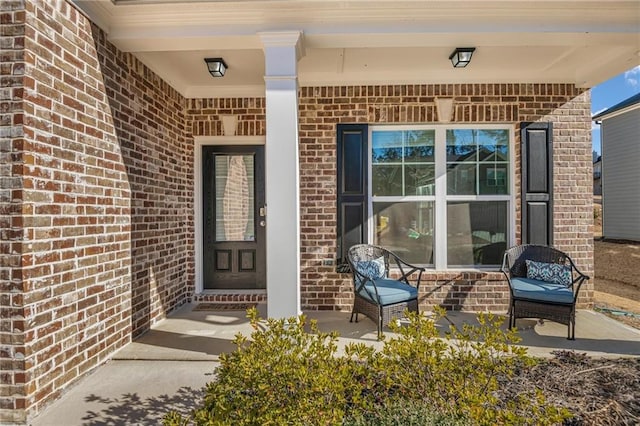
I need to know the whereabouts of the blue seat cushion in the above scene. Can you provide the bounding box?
[358,278,418,306]
[510,277,574,304]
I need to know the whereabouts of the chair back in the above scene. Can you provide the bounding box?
[503,244,568,278]
[346,244,389,283]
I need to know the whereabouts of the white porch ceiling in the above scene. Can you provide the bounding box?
[75,0,640,98]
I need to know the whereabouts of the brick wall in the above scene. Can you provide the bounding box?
[298,84,593,312]
[183,85,593,311]
[93,31,193,338]
[1,0,194,422]
[1,0,27,423]
[186,98,268,304]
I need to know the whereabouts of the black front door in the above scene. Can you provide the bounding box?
[203,145,266,289]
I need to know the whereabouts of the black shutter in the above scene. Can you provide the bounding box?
[521,122,553,246]
[336,124,368,271]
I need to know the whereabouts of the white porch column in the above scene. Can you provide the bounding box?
[259,31,305,319]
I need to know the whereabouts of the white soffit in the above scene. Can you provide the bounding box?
[74,0,640,97]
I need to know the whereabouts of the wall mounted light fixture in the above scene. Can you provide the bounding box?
[449,48,476,68]
[204,58,228,77]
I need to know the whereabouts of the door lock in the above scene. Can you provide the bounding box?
[259,206,266,217]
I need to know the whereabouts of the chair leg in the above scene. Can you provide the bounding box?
[509,306,515,330]
[350,309,358,323]
[568,315,576,340]
[377,307,383,340]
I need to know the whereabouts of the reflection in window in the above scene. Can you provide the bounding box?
[373,201,434,265]
[447,201,507,266]
[372,130,435,196]
[446,129,509,195]
[368,125,511,268]
[215,155,255,241]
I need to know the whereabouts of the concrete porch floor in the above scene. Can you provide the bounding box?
[30,303,640,426]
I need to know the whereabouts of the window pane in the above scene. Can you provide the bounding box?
[372,164,403,196]
[446,163,476,195]
[373,201,434,265]
[447,201,507,266]
[446,129,477,162]
[405,164,435,196]
[215,155,255,242]
[479,163,509,195]
[447,129,510,196]
[405,130,435,162]
[477,129,509,161]
[372,131,403,163]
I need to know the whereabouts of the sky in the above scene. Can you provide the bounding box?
[591,65,640,157]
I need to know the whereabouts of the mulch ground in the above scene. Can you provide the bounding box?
[516,210,640,425]
[509,351,640,425]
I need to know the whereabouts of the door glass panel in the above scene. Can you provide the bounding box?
[215,155,255,242]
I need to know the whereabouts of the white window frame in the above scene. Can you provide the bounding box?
[367,124,516,271]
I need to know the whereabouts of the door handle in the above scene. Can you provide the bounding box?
[259,207,266,217]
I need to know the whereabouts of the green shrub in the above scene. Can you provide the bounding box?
[165,308,571,426]
[343,399,466,426]
[379,309,570,425]
[166,308,375,425]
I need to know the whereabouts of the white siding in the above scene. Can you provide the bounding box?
[601,108,640,241]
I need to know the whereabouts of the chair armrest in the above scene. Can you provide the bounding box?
[348,266,383,302]
[501,251,510,277]
[566,256,590,281]
[387,251,426,288]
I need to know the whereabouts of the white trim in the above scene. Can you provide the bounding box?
[198,289,267,296]
[367,123,515,270]
[434,127,447,269]
[194,136,266,146]
[593,102,640,121]
[193,136,266,294]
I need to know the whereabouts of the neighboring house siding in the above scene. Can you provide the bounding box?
[602,109,640,241]
[2,1,193,422]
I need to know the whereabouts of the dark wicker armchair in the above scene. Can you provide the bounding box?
[347,244,426,339]
[501,244,590,340]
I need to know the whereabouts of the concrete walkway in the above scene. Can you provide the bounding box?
[30,303,640,426]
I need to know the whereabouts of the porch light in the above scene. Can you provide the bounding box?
[204,58,228,77]
[449,48,476,68]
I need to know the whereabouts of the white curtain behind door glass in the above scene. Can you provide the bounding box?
[215,155,255,241]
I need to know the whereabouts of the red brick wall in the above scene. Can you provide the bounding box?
[186,98,268,304]
[1,1,193,422]
[298,84,593,312]
[187,98,266,137]
[1,1,27,423]
[93,33,193,337]
[184,85,593,311]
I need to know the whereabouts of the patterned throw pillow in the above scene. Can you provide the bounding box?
[355,258,385,279]
[526,260,572,286]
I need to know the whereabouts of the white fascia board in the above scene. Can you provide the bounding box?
[596,103,640,121]
[77,1,640,43]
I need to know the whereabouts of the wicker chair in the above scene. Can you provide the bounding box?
[501,244,590,340]
[347,244,425,339]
